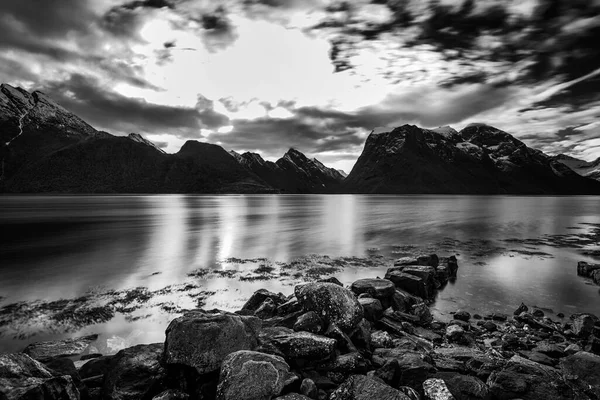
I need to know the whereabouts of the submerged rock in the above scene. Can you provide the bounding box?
[23,334,98,362]
[295,283,363,331]
[163,310,261,374]
[216,350,296,400]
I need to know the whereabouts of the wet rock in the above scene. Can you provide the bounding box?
[163,310,261,373]
[78,355,114,379]
[533,341,565,358]
[102,343,164,400]
[532,309,544,318]
[255,298,277,319]
[0,353,80,400]
[358,298,383,322]
[397,266,438,295]
[454,311,470,322]
[412,302,434,326]
[423,378,455,400]
[329,374,411,400]
[320,352,370,381]
[293,311,323,334]
[446,325,465,343]
[439,256,459,277]
[557,312,565,318]
[436,266,450,285]
[152,389,189,399]
[572,313,596,337]
[517,351,557,367]
[373,349,435,390]
[43,358,87,399]
[371,330,394,349]
[490,313,507,322]
[433,372,489,400]
[300,378,318,399]
[564,344,581,355]
[318,276,343,286]
[350,279,395,301]
[295,283,363,331]
[592,269,600,285]
[513,303,528,315]
[413,326,442,342]
[481,321,497,332]
[277,298,302,316]
[559,351,600,398]
[216,350,296,400]
[275,394,312,400]
[384,271,428,299]
[577,261,600,277]
[23,335,98,362]
[242,289,286,313]
[258,327,336,362]
[487,355,574,400]
[395,254,439,268]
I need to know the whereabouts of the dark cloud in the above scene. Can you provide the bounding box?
[40,74,229,136]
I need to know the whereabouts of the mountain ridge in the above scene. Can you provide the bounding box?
[1,83,598,194]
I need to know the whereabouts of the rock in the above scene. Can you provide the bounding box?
[592,269,600,285]
[533,341,565,358]
[0,353,80,400]
[384,270,428,299]
[564,344,581,355]
[152,389,189,399]
[557,312,565,318]
[371,330,394,349]
[481,321,497,332]
[318,276,343,286]
[439,256,459,276]
[42,358,87,399]
[320,352,370,381]
[78,355,114,379]
[518,351,557,367]
[577,261,600,277]
[293,311,323,334]
[423,378,455,400]
[102,343,164,400]
[22,335,98,362]
[216,350,296,400]
[454,311,470,322]
[300,378,318,399]
[329,374,411,400]
[413,326,442,342]
[487,355,574,400]
[513,303,529,315]
[532,309,544,318]
[242,289,286,312]
[275,394,312,400]
[295,283,363,331]
[572,313,596,337]
[373,349,435,390]
[398,386,420,400]
[358,298,384,322]
[433,372,489,400]
[255,298,277,319]
[436,266,450,285]
[395,254,439,268]
[412,302,433,325]
[446,325,465,343]
[258,328,336,362]
[277,298,302,316]
[350,279,395,300]
[490,313,507,322]
[163,310,261,373]
[559,351,600,398]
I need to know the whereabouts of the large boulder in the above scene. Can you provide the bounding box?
[23,335,98,362]
[396,266,437,295]
[295,283,363,331]
[0,353,79,400]
[258,327,336,362]
[559,351,600,398]
[329,374,411,400]
[358,298,383,322]
[384,271,428,299]
[571,314,597,337]
[216,350,296,400]
[163,310,261,373]
[350,279,395,301]
[102,343,164,400]
[486,355,574,400]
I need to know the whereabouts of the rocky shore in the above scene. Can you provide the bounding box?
[1,255,600,400]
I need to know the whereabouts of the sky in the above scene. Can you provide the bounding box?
[1,0,600,172]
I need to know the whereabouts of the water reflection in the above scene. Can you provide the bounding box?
[1,194,600,351]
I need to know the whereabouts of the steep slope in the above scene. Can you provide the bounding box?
[342,124,600,194]
[0,84,106,181]
[553,154,600,181]
[230,149,344,193]
[128,133,166,154]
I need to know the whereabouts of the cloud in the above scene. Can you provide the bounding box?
[40,74,229,137]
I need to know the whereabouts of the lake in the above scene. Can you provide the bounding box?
[1,195,599,354]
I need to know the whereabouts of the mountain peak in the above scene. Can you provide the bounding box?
[128,133,165,153]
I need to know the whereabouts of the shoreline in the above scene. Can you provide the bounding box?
[1,255,599,399]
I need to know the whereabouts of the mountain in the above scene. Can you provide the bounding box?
[342,123,600,194]
[230,148,345,193]
[553,154,600,181]
[0,84,272,193]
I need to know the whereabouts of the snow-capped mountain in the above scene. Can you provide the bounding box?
[553,154,600,181]
[342,124,600,194]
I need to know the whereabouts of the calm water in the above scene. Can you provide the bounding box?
[1,195,600,353]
